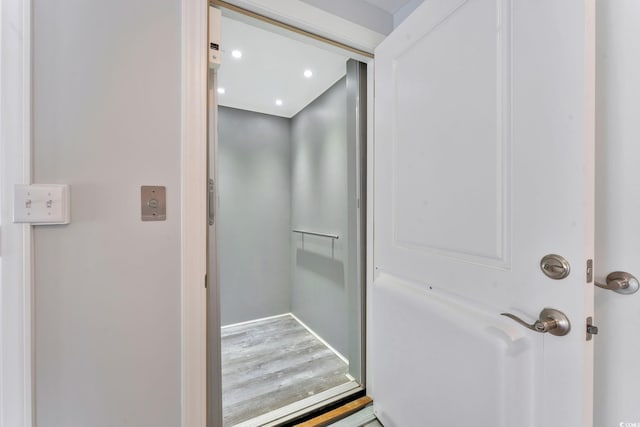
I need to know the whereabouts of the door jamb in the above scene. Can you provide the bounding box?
[0,0,34,425]
[181,0,209,426]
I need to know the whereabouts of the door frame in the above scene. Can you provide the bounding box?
[0,1,379,426]
[181,0,209,425]
[191,2,382,418]
[205,2,379,425]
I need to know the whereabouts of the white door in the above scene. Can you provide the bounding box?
[594,0,640,425]
[372,1,595,426]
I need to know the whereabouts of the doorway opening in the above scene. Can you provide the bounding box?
[208,7,367,427]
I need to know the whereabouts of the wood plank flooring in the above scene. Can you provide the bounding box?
[222,314,351,426]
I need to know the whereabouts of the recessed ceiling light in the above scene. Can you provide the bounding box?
[217,87,226,94]
[304,69,313,78]
[231,50,242,59]
[275,99,283,106]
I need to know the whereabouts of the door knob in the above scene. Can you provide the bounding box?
[595,271,639,295]
[501,308,571,336]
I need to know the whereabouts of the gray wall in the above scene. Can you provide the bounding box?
[32,1,181,426]
[217,107,292,326]
[345,60,366,382]
[217,78,359,361]
[291,78,351,358]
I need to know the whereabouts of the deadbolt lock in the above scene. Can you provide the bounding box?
[540,254,570,280]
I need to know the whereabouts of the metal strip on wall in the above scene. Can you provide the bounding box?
[209,0,374,59]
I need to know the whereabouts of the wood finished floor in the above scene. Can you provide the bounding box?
[221,315,351,426]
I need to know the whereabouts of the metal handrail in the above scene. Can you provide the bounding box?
[292,229,339,240]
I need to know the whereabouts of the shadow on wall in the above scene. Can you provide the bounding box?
[296,248,345,288]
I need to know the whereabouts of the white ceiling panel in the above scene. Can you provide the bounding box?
[217,16,349,118]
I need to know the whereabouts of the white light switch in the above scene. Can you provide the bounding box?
[13,184,71,224]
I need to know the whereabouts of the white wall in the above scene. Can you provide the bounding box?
[32,1,182,426]
[299,0,393,35]
[217,107,292,326]
[595,1,640,426]
[290,77,351,357]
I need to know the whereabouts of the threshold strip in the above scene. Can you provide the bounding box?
[294,396,373,427]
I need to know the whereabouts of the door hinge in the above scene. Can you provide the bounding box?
[586,316,598,341]
[204,273,208,289]
[586,259,593,283]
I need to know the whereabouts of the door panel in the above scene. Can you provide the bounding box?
[372,0,594,425]
[392,0,508,266]
[373,274,536,427]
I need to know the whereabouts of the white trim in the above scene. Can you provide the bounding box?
[0,0,34,426]
[180,0,208,426]
[289,313,349,365]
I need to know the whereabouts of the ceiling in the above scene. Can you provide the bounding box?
[216,16,349,118]
[361,0,412,14]
[299,0,415,34]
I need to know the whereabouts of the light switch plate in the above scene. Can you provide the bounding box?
[13,184,71,224]
[141,186,166,221]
